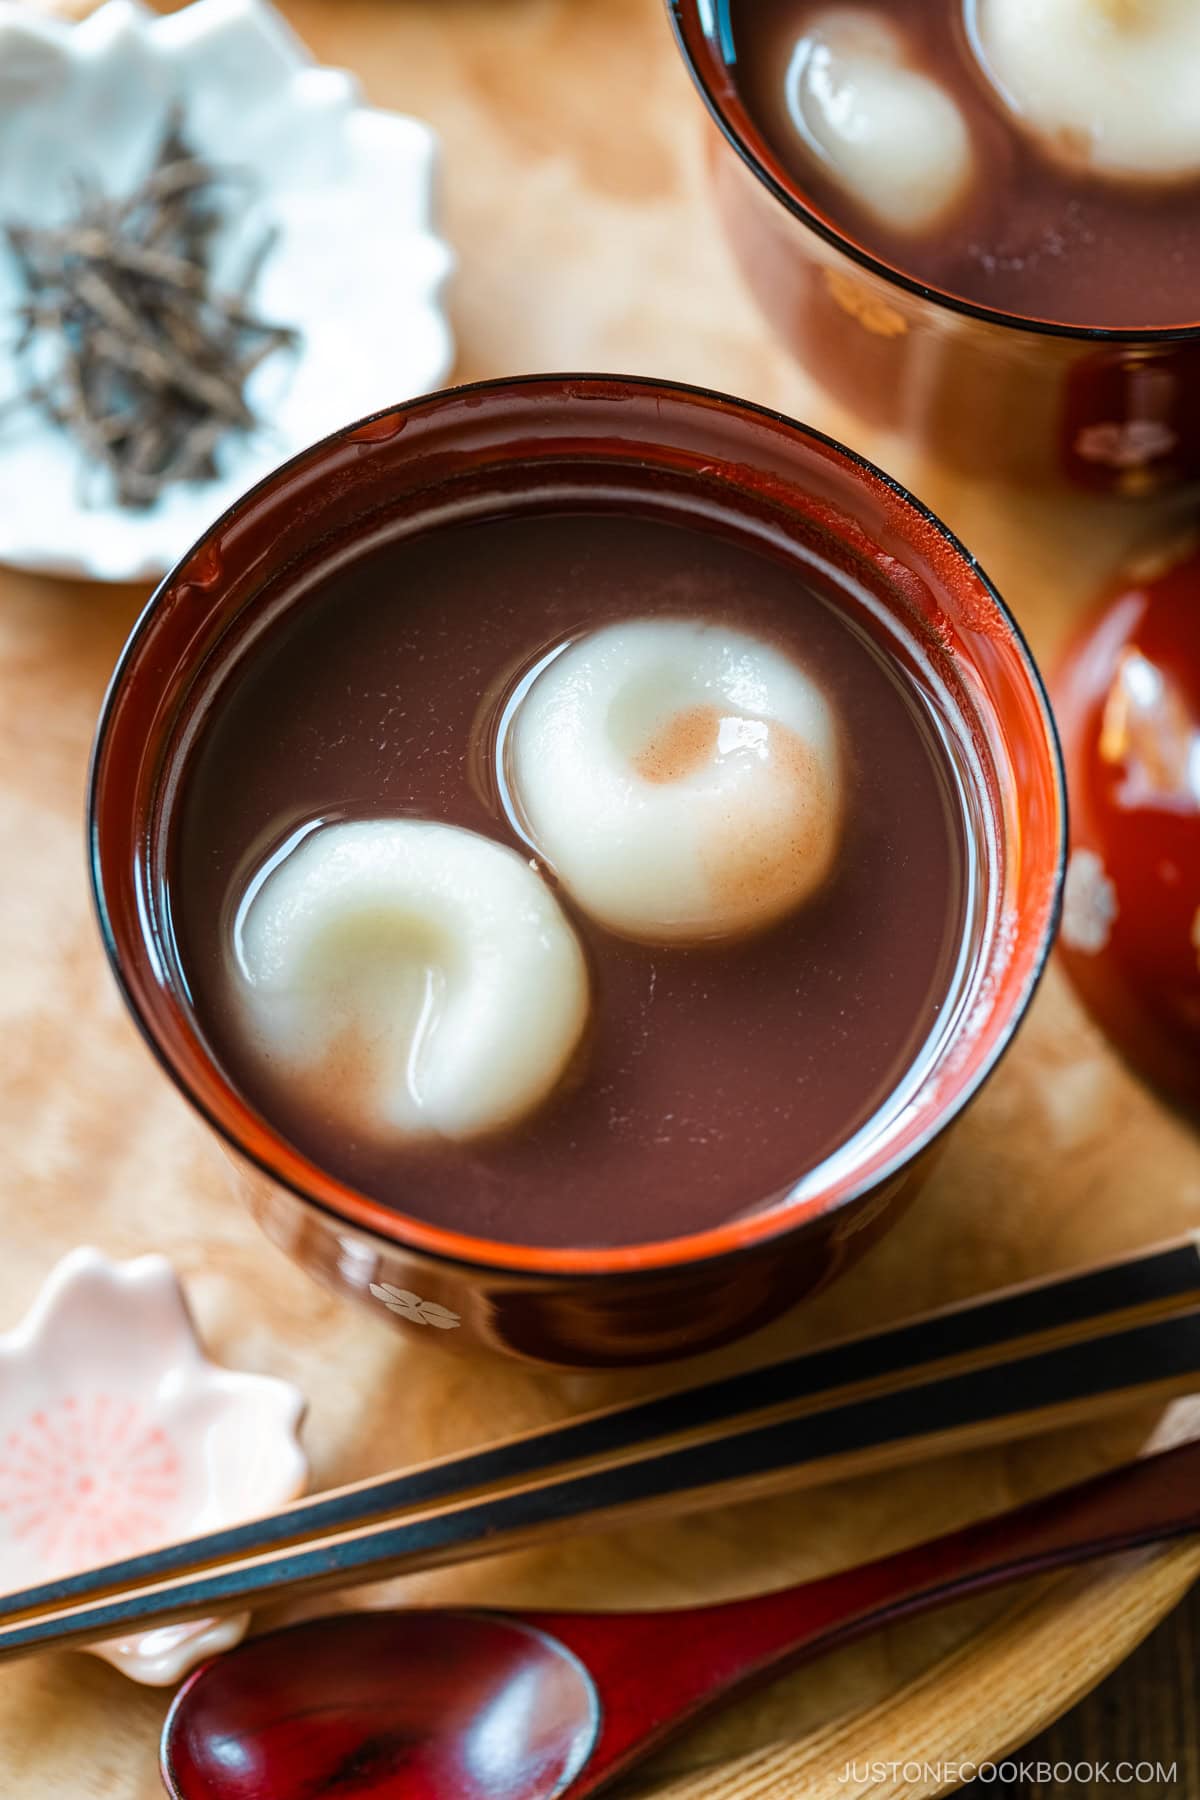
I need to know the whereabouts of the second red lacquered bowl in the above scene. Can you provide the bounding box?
[668,2,1200,496]
[88,377,1064,1368]
[1054,538,1200,1115]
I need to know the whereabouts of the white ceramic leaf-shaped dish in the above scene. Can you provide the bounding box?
[0,0,455,582]
[0,1247,307,1684]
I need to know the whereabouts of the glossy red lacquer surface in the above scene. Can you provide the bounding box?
[667,3,1200,495]
[163,1612,599,1800]
[161,1441,1200,1800]
[89,376,1064,1366]
[1054,541,1200,1114]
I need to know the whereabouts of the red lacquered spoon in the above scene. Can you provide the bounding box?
[161,1440,1200,1800]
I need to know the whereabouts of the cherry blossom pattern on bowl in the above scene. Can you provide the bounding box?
[368,1283,461,1331]
[0,0,455,582]
[0,1247,307,1685]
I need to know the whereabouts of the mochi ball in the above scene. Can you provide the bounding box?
[233,820,589,1142]
[969,0,1200,182]
[786,8,975,232]
[507,619,843,944]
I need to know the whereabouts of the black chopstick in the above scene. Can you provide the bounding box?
[3,1307,1198,1662]
[2,1233,1197,1631]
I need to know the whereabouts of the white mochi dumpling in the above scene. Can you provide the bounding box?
[969,0,1200,181]
[234,820,588,1142]
[507,619,843,945]
[785,9,975,232]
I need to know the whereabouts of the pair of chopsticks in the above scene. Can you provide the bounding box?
[3,1233,1200,1662]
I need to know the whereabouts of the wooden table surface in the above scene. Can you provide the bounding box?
[967,1586,1200,1798]
[4,2,1200,1796]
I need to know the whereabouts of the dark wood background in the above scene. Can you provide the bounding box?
[968,1586,1199,1799]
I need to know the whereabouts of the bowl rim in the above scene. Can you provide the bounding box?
[665,0,1200,345]
[88,371,1067,1282]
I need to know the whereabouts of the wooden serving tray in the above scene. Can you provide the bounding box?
[1,1,1198,1793]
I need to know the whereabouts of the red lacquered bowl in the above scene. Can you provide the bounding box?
[88,376,1065,1368]
[667,3,1200,496]
[1055,538,1200,1115]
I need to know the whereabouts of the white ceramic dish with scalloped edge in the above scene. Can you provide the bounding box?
[0,0,455,582]
[0,1247,307,1684]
